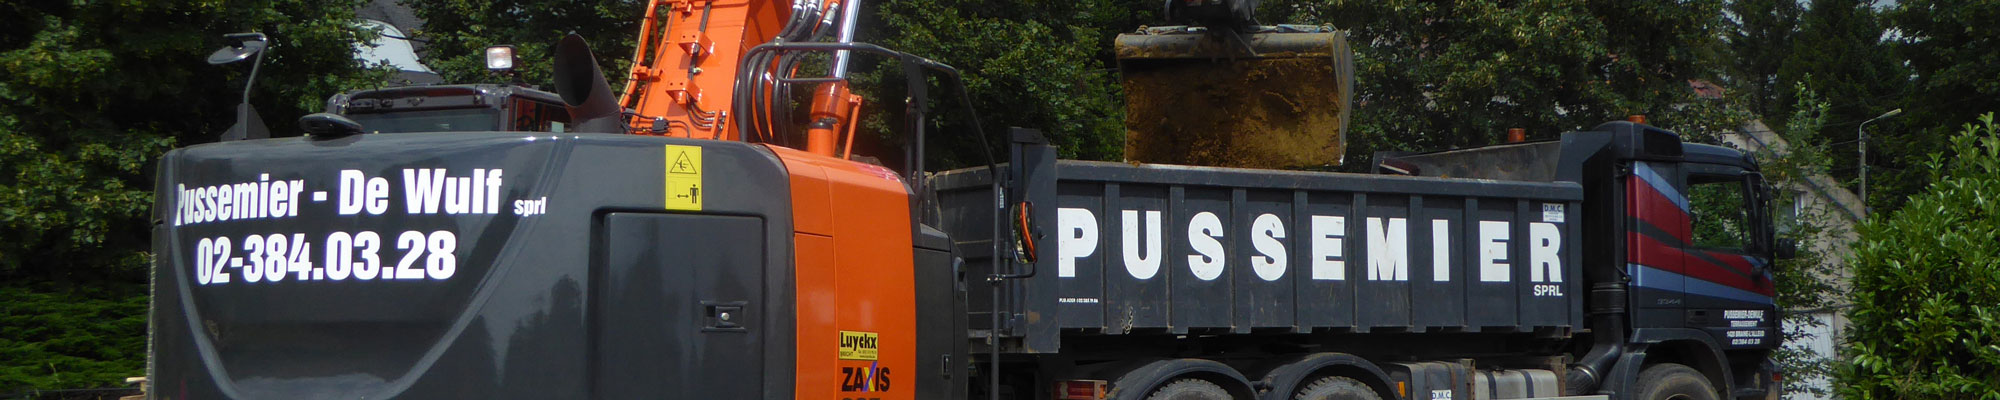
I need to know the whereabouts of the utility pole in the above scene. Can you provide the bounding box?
[1858,108,1903,215]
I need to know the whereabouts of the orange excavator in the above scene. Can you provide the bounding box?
[612,0,864,152]
[147,0,1787,398]
[552,0,944,397]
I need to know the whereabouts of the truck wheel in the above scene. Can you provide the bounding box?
[1634,363,1719,400]
[1146,378,1232,400]
[1292,376,1380,400]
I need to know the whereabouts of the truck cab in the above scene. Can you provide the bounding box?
[1380,121,1785,399]
[325,84,572,134]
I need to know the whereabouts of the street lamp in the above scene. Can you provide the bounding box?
[1858,108,1903,213]
[208,33,270,141]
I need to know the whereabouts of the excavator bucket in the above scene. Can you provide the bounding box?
[1116,26,1353,169]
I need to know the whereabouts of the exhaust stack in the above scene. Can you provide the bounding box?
[554,33,626,134]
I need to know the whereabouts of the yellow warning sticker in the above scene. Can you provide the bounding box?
[838,331,879,361]
[664,145,702,211]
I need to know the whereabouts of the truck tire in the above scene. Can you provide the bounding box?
[1633,363,1719,400]
[1292,376,1380,400]
[1146,378,1233,400]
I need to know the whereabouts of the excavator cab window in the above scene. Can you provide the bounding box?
[331,84,570,134]
[507,97,570,132]
[347,108,500,133]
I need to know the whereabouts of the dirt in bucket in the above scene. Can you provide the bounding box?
[1121,56,1347,169]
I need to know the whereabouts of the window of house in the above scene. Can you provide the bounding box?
[1775,190,1806,236]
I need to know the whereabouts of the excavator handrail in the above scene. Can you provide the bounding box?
[735,40,992,193]
[737,46,1020,400]
[742,42,957,75]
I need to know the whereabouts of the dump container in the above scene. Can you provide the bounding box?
[931,135,1585,352]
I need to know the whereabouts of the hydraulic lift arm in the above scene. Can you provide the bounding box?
[617,0,864,159]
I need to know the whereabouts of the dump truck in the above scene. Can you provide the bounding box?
[144,0,1786,399]
[930,123,1787,400]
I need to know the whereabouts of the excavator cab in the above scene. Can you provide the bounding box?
[325,84,573,134]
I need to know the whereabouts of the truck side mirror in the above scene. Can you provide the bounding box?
[1774,238,1798,260]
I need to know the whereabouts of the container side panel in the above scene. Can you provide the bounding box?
[1171,186,1234,330]
[1356,194,1413,330]
[931,160,1588,337]
[1411,195,1467,329]
[1517,199,1573,327]
[1057,182,1107,328]
[1234,189,1298,330]
[1466,198,1521,328]
[1296,191,1356,329]
[1103,184,1173,332]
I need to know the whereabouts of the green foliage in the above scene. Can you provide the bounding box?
[1686,179,1750,250]
[407,0,645,92]
[853,0,1138,169]
[1770,83,1841,179]
[1771,0,1907,206]
[1775,0,1907,124]
[1721,0,1802,119]
[1717,0,2000,217]
[849,0,1765,172]
[1755,84,1848,398]
[0,0,387,391]
[0,0,386,282]
[0,284,147,394]
[1268,0,1739,162]
[1838,113,2000,399]
[1871,1,2000,215]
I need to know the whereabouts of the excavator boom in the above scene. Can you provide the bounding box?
[618,0,789,139]
[617,0,863,158]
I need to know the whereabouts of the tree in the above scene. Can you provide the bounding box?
[0,0,386,283]
[1751,84,1851,398]
[401,0,1760,175]
[1264,0,1743,164]
[1770,0,1906,198]
[406,0,645,91]
[1720,0,1801,119]
[1870,1,2000,214]
[403,0,1137,171]
[1839,113,2000,399]
[0,284,148,394]
[850,0,1141,170]
[0,0,385,392]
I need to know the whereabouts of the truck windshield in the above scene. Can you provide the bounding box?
[348,108,499,133]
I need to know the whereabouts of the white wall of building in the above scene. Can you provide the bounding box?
[1722,121,1861,400]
